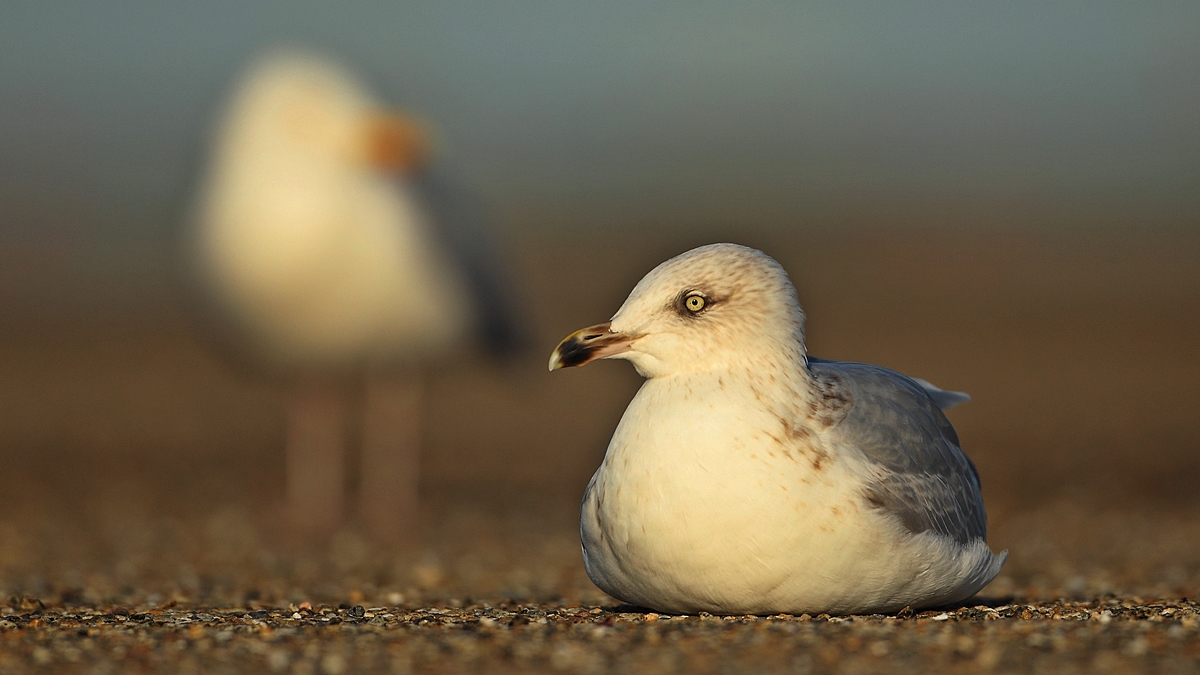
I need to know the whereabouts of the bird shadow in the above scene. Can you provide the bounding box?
[597,595,1021,619]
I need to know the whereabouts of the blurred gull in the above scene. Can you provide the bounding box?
[190,51,521,540]
[549,244,1004,615]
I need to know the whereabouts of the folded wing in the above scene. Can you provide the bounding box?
[807,359,987,544]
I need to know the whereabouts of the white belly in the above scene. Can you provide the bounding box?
[197,165,473,367]
[580,376,988,615]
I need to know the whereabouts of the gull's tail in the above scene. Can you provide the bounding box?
[910,377,971,411]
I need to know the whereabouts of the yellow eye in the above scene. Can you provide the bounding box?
[684,294,706,313]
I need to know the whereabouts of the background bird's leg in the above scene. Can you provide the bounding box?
[360,371,424,544]
[285,380,348,536]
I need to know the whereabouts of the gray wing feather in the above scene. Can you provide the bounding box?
[807,358,986,543]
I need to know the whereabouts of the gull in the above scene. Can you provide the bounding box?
[549,243,1004,615]
[189,50,521,541]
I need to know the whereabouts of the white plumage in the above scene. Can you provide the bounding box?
[550,243,1004,615]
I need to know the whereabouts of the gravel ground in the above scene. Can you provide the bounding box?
[2,500,1200,674]
[2,596,1199,674]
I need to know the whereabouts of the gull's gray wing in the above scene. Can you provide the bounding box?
[410,168,528,356]
[807,358,986,543]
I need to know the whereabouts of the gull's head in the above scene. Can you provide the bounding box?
[549,244,806,378]
[220,51,430,177]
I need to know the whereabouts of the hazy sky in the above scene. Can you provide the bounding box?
[3,1,1198,244]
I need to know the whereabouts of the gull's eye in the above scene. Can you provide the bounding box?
[684,293,707,313]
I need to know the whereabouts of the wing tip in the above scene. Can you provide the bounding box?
[910,377,971,410]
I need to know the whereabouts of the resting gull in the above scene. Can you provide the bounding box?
[549,243,1004,615]
[190,51,521,540]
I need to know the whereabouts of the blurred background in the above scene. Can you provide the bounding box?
[1,2,1198,606]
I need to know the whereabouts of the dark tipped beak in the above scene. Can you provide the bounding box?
[548,322,635,371]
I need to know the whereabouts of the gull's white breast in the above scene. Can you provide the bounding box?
[198,158,471,365]
[581,372,992,615]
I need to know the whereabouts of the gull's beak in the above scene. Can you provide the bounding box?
[364,113,430,175]
[548,322,636,372]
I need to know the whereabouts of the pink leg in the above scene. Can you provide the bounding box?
[360,373,423,544]
[285,381,347,536]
